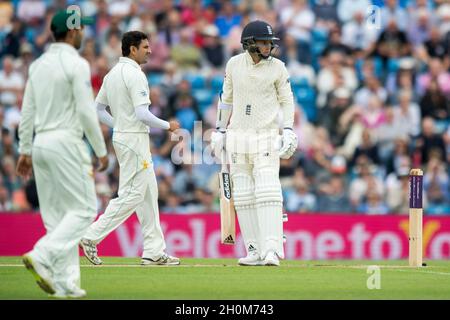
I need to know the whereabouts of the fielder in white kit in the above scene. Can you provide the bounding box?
[17,10,109,298]
[80,31,180,266]
[211,21,297,266]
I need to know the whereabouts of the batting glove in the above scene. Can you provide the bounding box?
[278,128,298,159]
[210,130,226,156]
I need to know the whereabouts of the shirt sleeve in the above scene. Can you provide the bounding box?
[275,63,295,129]
[97,102,114,128]
[221,60,233,105]
[128,70,151,108]
[72,59,107,157]
[18,77,36,155]
[135,104,170,129]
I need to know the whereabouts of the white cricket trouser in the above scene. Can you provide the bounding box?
[83,132,166,260]
[30,130,97,293]
[227,130,284,260]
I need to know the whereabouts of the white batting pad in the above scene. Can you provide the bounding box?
[232,172,260,254]
[254,168,284,259]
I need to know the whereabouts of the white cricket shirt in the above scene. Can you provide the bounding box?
[222,51,294,131]
[96,57,150,133]
[18,42,107,157]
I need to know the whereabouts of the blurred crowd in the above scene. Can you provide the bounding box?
[0,0,449,215]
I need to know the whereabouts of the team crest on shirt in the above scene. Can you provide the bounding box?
[142,160,150,169]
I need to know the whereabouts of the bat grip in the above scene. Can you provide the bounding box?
[220,149,228,173]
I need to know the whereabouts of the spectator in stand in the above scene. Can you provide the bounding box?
[0,127,18,160]
[380,0,409,31]
[407,8,433,47]
[311,0,339,29]
[337,0,371,25]
[15,42,35,82]
[316,51,358,108]
[215,1,241,38]
[160,60,183,98]
[359,96,386,130]
[0,56,24,108]
[170,28,202,72]
[393,90,422,137]
[375,107,409,164]
[436,3,450,37]
[168,80,201,132]
[373,19,411,66]
[420,79,449,124]
[416,26,449,62]
[317,175,352,213]
[321,26,352,60]
[200,24,225,72]
[102,30,122,69]
[342,10,378,52]
[385,163,411,214]
[319,87,352,147]
[281,34,316,86]
[143,30,170,73]
[0,183,13,211]
[417,57,450,96]
[285,177,317,213]
[349,161,385,211]
[158,8,183,47]
[303,126,336,184]
[443,125,450,164]
[351,129,380,168]
[423,154,450,215]
[386,59,418,104]
[357,189,389,215]
[414,117,447,165]
[1,155,21,198]
[354,76,388,109]
[291,106,316,156]
[0,17,26,58]
[279,0,315,63]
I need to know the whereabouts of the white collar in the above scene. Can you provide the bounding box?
[119,57,141,69]
[245,50,268,66]
[48,42,79,55]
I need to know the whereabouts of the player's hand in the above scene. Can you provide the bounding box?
[210,130,226,157]
[168,120,180,132]
[16,154,33,181]
[96,155,109,172]
[278,128,298,159]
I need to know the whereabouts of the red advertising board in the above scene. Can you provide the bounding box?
[1,213,449,259]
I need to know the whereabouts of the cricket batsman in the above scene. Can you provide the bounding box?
[80,31,180,266]
[17,10,109,298]
[211,20,297,266]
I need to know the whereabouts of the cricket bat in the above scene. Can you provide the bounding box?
[219,149,236,245]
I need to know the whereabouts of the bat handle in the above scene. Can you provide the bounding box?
[220,149,228,173]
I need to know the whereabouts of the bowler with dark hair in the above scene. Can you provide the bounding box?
[80,30,181,266]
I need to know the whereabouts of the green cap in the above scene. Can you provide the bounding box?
[50,10,94,33]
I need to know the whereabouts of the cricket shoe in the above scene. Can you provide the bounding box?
[141,253,180,266]
[80,239,102,265]
[51,287,87,299]
[238,252,264,266]
[263,251,280,266]
[22,253,56,295]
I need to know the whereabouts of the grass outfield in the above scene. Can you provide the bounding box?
[1,257,450,300]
